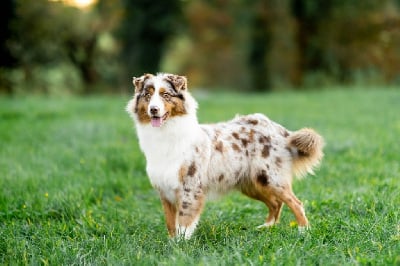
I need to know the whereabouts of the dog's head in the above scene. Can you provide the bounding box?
[127,73,195,127]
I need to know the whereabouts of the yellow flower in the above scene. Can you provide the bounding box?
[289,221,297,227]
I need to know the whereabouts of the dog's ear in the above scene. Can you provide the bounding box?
[165,74,188,91]
[133,74,153,94]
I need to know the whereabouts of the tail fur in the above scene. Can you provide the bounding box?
[288,128,324,178]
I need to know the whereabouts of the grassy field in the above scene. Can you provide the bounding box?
[0,89,399,265]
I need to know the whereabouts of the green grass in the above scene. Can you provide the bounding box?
[1,89,399,265]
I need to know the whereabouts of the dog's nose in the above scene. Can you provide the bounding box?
[150,106,159,115]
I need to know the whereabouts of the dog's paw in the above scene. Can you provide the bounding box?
[256,220,275,230]
[298,225,310,234]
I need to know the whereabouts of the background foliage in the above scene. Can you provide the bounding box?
[1,0,400,94]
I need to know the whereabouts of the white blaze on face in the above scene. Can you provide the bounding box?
[148,78,167,127]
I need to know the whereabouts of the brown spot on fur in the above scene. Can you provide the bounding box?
[276,157,282,168]
[218,174,224,182]
[241,138,249,147]
[232,143,241,152]
[259,135,271,144]
[182,201,190,209]
[215,141,224,152]
[188,162,197,177]
[247,119,259,125]
[282,130,290,137]
[257,170,269,186]
[232,132,240,140]
[179,165,188,182]
[248,129,255,142]
[262,145,270,158]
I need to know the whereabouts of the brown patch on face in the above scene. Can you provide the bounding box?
[136,98,151,124]
[162,88,187,118]
[232,143,241,152]
[215,141,224,153]
[262,145,270,158]
[188,162,197,177]
[134,86,155,124]
[275,157,282,168]
[257,170,269,186]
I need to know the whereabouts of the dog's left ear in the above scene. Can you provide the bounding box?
[165,74,188,91]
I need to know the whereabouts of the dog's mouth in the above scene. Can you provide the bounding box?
[150,112,169,127]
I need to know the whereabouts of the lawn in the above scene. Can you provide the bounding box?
[0,89,399,265]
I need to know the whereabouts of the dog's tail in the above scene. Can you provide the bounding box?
[287,128,324,179]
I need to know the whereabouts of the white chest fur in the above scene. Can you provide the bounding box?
[135,115,202,202]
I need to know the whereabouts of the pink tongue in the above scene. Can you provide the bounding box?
[151,117,162,127]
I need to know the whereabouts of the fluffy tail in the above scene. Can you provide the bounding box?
[288,128,324,178]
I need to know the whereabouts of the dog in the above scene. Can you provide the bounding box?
[126,73,324,239]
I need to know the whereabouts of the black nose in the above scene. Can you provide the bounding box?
[150,106,159,115]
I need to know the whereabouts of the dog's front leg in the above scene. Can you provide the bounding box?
[160,195,177,237]
[175,183,205,240]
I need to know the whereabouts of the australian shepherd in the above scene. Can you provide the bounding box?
[126,73,324,239]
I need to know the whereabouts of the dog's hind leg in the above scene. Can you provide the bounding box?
[241,183,283,229]
[274,187,309,230]
[257,196,283,229]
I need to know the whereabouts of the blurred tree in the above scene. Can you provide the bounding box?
[0,0,17,93]
[291,0,400,86]
[291,0,333,86]
[8,0,120,93]
[117,0,182,78]
[248,1,272,91]
[163,0,251,90]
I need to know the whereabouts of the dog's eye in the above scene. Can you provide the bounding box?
[144,93,151,101]
[162,92,171,100]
